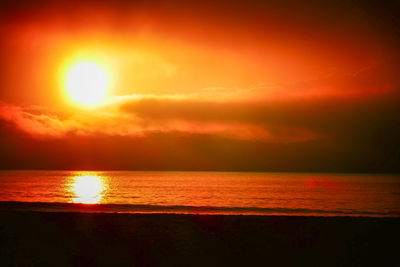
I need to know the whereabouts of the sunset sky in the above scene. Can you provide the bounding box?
[1,0,399,172]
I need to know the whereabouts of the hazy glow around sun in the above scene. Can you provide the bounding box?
[66,61,109,107]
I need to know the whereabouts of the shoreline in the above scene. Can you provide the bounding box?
[1,201,398,218]
[1,210,399,266]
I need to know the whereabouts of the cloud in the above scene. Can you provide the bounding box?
[0,94,319,143]
[0,104,67,137]
[0,66,398,144]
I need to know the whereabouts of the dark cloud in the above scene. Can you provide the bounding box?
[1,118,399,173]
[1,79,399,172]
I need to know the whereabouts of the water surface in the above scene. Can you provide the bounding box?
[0,171,399,217]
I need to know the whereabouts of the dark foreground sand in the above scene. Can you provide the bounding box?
[0,211,399,266]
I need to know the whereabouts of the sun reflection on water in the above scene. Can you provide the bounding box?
[68,174,108,204]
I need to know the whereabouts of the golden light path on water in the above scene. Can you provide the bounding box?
[67,173,108,204]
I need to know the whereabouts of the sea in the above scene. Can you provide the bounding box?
[0,170,399,217]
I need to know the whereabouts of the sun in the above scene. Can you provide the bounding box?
[65,61,109,107]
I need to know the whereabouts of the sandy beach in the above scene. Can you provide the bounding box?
[1,210,399,266]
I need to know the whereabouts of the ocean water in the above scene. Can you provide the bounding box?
[0,170,399,217]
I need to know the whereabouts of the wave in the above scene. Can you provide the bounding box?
[0,201,398,217]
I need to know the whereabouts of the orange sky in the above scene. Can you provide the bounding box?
[1,0,399,172]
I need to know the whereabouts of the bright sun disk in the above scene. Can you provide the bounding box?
[66,61,109,107]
